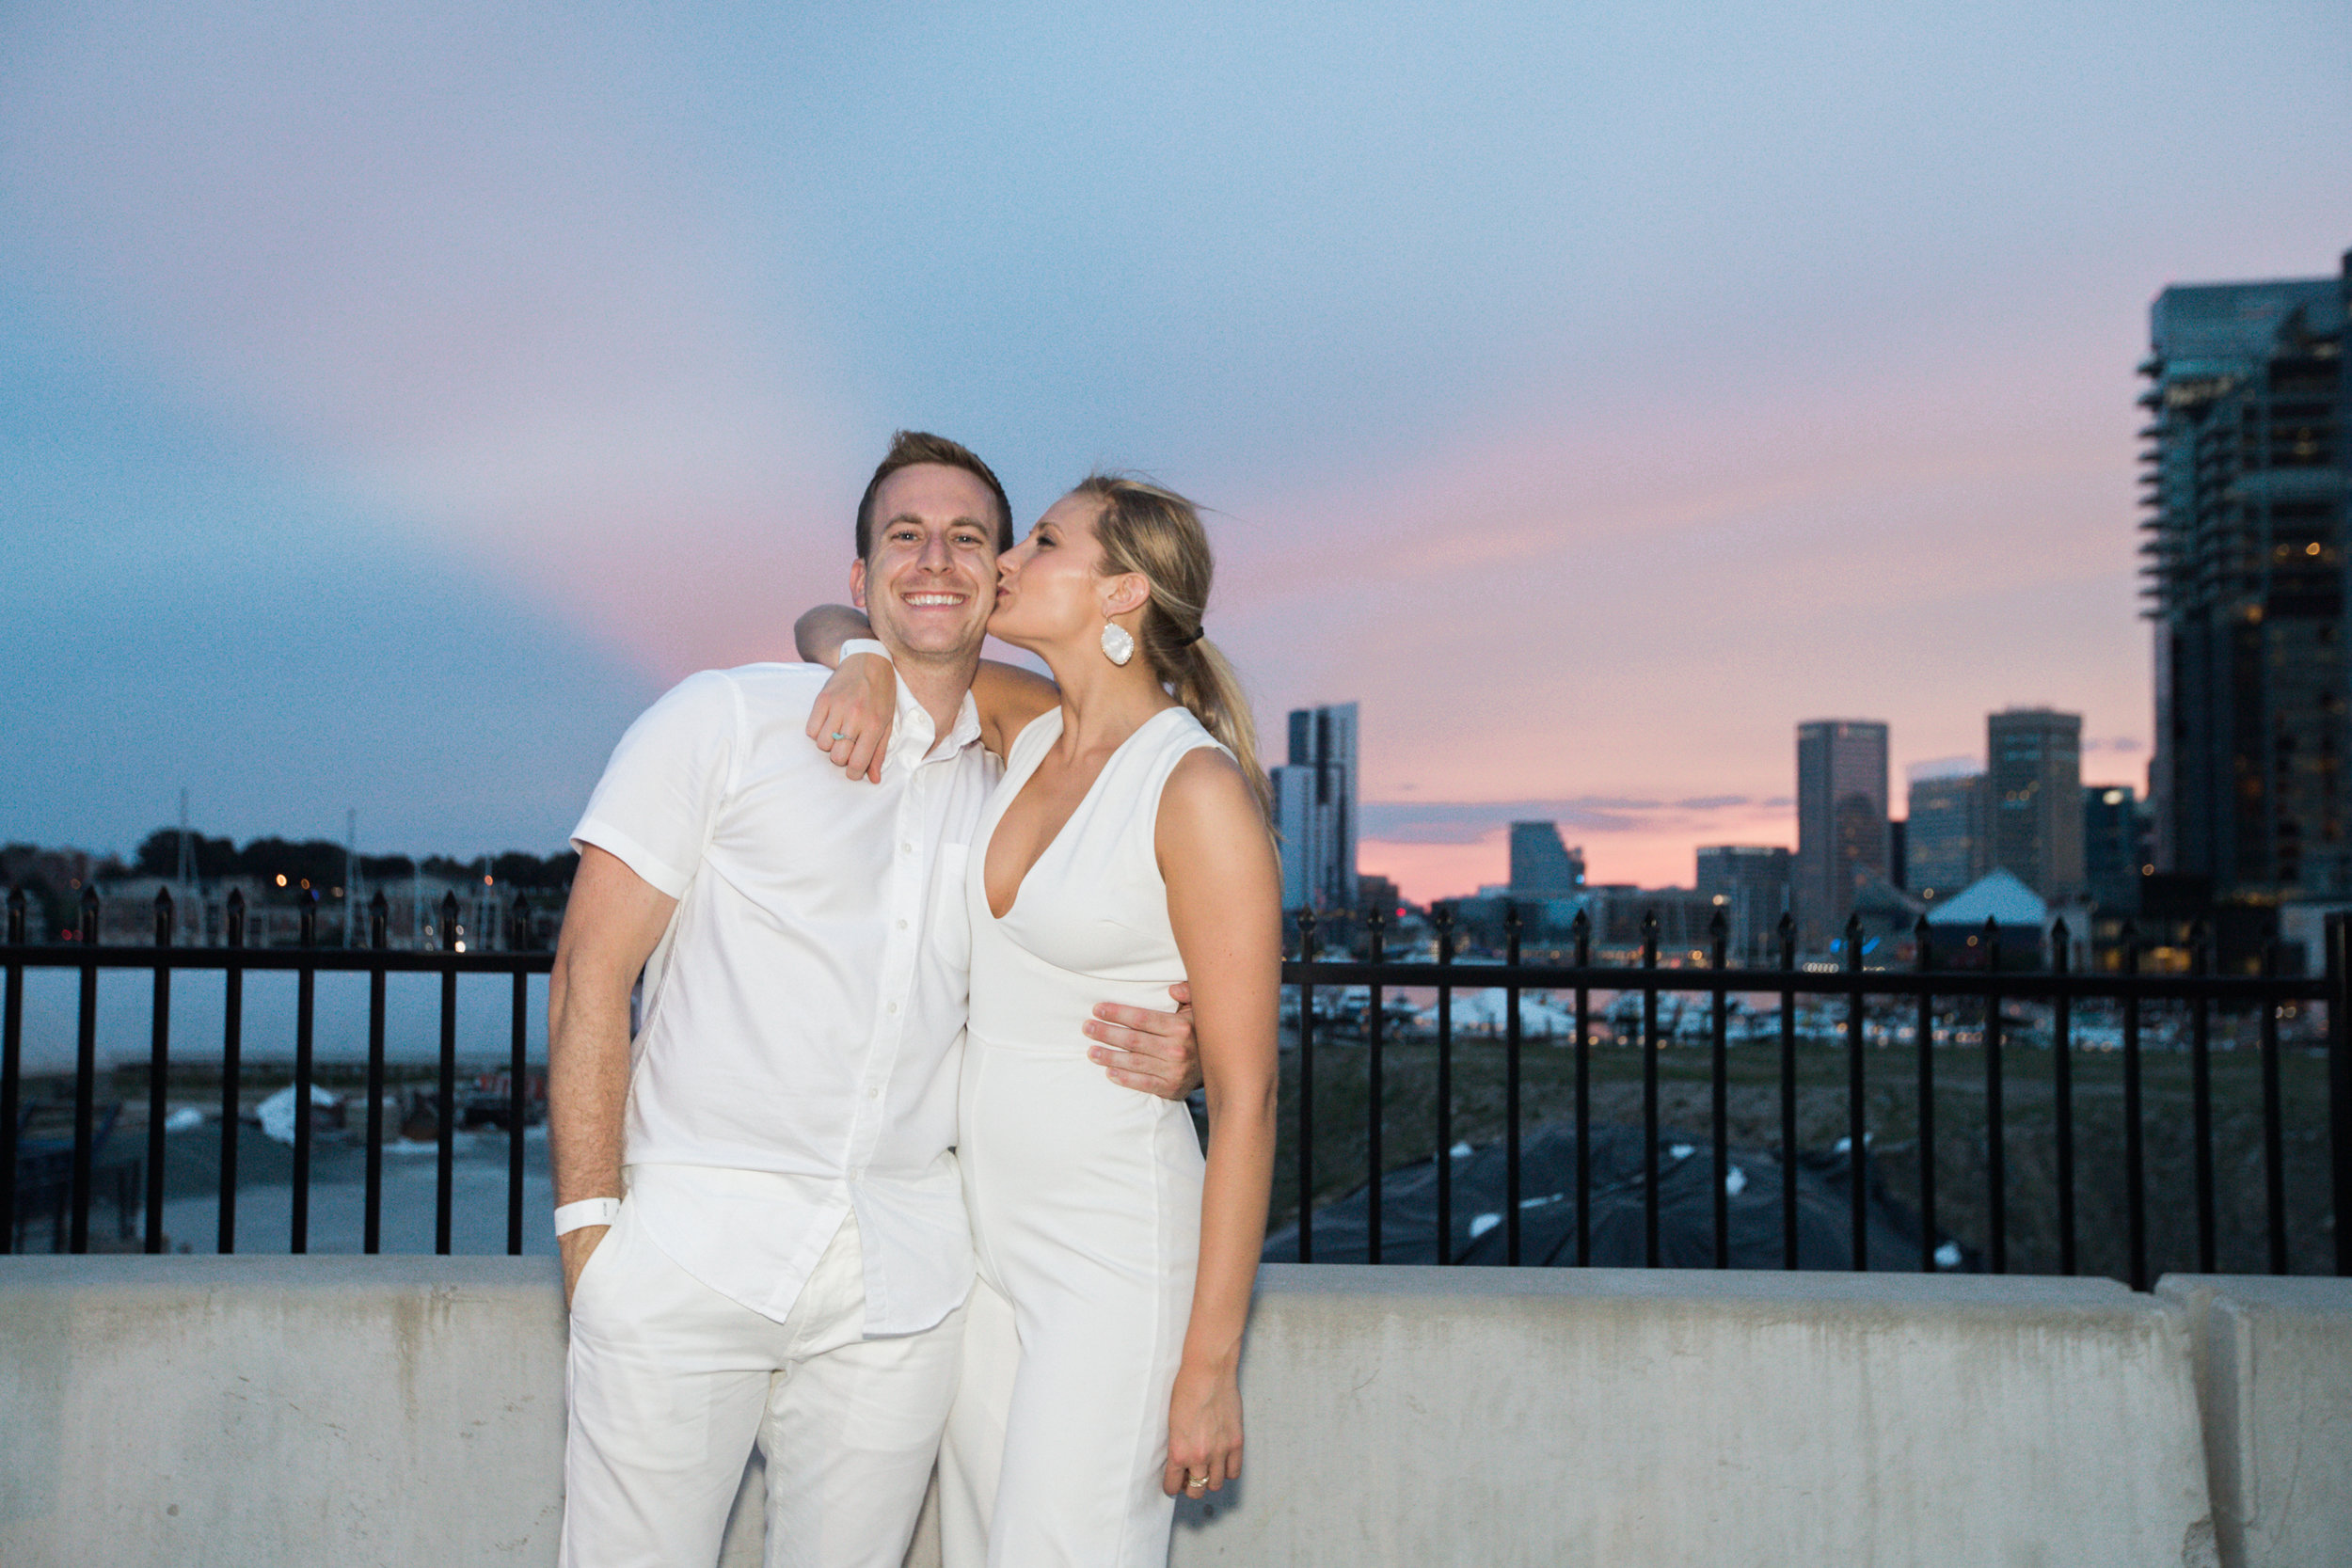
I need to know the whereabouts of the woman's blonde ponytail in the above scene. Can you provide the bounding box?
[1075,473,1269,819]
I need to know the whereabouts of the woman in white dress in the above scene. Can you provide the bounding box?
[804,474,1281,1567]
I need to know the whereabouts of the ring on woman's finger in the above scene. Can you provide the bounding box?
[830,732,849,742]
[1184,1474,1208,1492]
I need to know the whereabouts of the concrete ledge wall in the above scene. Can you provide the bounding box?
[0,1256,571,1568]
[1189,1266,2214,1567]
[2159,1275,2352,1568]
[0,1258,2231,1568]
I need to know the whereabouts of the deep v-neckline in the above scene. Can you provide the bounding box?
[983,706,1178,923]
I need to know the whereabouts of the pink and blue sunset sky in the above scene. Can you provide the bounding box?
[3,3,2346,900]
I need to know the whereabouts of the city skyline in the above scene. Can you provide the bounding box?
[5,6,2344,904]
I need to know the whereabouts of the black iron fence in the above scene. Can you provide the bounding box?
[3,884,547,1258]
[1279,905,2352,1288]
[8,880,2347,1289]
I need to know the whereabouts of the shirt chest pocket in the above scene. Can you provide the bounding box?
[931,844,973,973]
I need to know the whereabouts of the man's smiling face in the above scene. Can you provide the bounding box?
[850,463,1002,666]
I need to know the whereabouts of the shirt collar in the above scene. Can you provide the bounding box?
[887,673,983,769]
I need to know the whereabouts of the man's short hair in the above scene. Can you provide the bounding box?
[855,431,1015,559]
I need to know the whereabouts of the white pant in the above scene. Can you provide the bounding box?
[561,1202,963,1568]
[937,1037,1202,1568]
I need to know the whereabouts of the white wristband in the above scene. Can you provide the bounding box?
[840,638,892,666]
[553,1197,621,1236]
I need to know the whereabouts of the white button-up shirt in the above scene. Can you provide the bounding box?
[570,662,996,1332]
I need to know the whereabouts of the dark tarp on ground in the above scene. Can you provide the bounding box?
[1263,1121,1971,1270]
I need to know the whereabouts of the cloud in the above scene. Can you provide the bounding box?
[0,0,863,674]
[1361,796,1779,847]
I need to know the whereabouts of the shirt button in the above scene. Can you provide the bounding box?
[899,842,914,853]
[896,918,909,929]
[886,1001,899,1014]
[867,1087,881,1101]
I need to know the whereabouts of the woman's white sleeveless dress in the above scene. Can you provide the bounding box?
[938,705,1222,1568]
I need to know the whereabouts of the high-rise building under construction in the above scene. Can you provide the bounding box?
[2141,253,2349,901]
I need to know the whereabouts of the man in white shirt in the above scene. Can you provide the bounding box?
[548,432,1201,1568]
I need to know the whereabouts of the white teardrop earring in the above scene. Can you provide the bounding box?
[1100,622,1135,666]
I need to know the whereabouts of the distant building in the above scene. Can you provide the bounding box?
[1794,720,1890,950]
[1922,869,2053,971]
[1848,876,1928,967]
[1507,822,1586,896]
[2083,784,2148,913]
[1458,883,1722,958]
[1694,846,1792,963]
[1592,886,1722,958]
[1988,708,2085,902]
[2142,254,2350,901]
[1272,702,1359,913]
[1906,771,1989,903]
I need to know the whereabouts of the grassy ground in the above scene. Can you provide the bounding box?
[1271,1022,2342,1281]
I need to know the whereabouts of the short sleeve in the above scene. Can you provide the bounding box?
[570,670,740,899]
